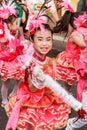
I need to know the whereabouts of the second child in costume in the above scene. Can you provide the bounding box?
[53,0,87,88]
[0,5,26,106]
[65,13,87,130]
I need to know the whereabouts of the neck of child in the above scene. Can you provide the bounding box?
[33,52,46,62]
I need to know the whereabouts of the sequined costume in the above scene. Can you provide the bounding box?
[55,27,87,85]
[5,52,70,130]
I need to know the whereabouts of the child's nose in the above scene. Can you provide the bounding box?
[42,41,47,45]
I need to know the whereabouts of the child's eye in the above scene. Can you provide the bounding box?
[38,39,43,41]
[47,38,52,41]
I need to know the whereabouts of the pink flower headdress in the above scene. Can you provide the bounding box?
[29,0,54,36]
[74,12,87,28]
[0,4,16,20]
[58,0,74,13]
[0,2,16,40]
[29,14,47,36]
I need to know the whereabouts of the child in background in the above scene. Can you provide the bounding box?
[0,6,16,106]
[13,0,28,35]
[0,6,25,106]
[53,1,87,129]
[4,15,19,37]
[53,0,87,89]
[65,13,87,130]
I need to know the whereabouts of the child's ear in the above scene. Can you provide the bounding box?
[29,36,33,43]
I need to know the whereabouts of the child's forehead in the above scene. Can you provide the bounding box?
[34,29,52,37]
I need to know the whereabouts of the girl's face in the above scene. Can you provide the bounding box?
[33,29,52,58]
[7,18,18,35]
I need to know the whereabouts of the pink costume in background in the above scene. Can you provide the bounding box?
[75,43,87,101]
[0,4,25,81]
[55,28,84,85]
[73,12,87,101]
[0,36,24,81]
[55,9,87,85]
[0,21,25,81]
[54,0,80,85]
[0,36,34,81]
[65,13,87,130]
[68,13,87,101]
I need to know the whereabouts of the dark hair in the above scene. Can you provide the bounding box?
[53,11,84,35]
[3,15,17,24]
[30,23,53,41]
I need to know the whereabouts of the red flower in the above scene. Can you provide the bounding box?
[0,21,5,38]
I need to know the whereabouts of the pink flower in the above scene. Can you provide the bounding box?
[58,0,74,13]
[29,14,47,36]
[0,5,16,20]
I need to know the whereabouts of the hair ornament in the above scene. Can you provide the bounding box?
[74,12,87,28]
[29,0,54,36]
[58,0,74,13]
[0,1,16,20]
[29,14,47,36]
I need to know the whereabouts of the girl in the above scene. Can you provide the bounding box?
[5,16,71,130]
[53,0,87,129]
[0,6,25,106]
[65,13,87,130]
[0,6,17,106]
[53,0,86,88]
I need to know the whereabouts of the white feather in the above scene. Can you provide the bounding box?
[33,66,82,111]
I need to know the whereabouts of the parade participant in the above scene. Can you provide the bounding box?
[53,1,87,129]
[53,0,86,89]
[8,0,29,35]
[65,13,87,130]
[5,13,87,130]
[0,5,25,106]
[5,14,71,130]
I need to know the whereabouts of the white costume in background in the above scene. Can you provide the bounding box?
[25,0,58,30]
[65,92,87,130]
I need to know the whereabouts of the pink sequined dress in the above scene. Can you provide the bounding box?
[0,39,23,80]
[75,42,87,101]
[5,52,70,130]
